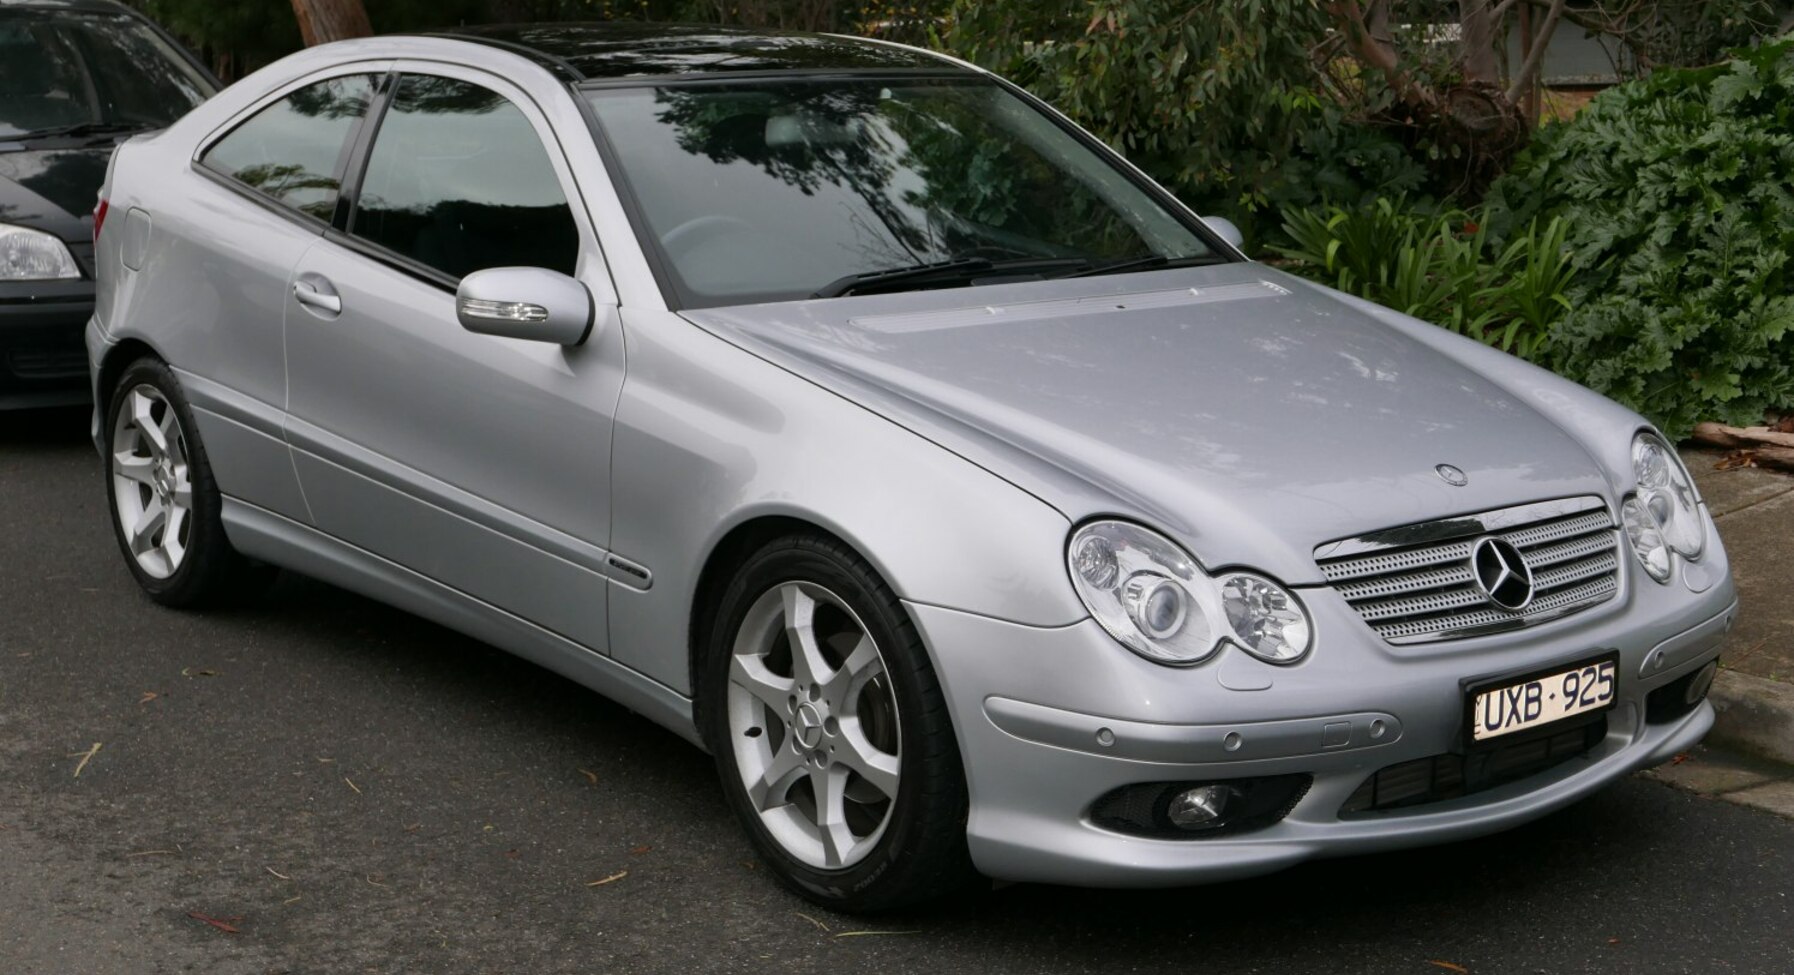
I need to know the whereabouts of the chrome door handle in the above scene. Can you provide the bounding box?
[292,279,342,315]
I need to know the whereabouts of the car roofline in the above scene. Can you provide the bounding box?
[399,25,977,85]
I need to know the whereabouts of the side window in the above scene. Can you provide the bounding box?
[201,74,375,221]
[350,74,578,280]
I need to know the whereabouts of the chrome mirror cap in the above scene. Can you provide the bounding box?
[455,266,595,346]
[1201,216,1245,250]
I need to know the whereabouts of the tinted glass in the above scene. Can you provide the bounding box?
[202,74,375,221]
[0,10,214,138]
[351,75,578,280]
[584,78,1216,307]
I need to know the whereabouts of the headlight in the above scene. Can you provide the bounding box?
[1067,521,1312,667]
[1623,431,1704,585]
[0,223,81,281]
[1631,431,1703,559]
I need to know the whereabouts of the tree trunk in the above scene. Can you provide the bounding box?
[290,0,373,47]
[1458,0,1501,85]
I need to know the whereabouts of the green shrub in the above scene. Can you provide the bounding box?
[1486,39,1794,438]
[1274,198,1574,363]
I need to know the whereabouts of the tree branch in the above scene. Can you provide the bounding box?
[1323,0,1438,110]
[1506,0,1568,102]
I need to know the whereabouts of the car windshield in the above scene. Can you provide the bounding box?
[0,9,214,140]
[583,77,1224,307]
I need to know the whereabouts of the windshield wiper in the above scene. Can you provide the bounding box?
[812,256,1092,299]
[10,121,151,141]
[1054,254,1228,279]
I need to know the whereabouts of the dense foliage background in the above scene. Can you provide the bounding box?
[1490,40,1794,437]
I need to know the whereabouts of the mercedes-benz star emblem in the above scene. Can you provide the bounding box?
[1470,537,1534,612]
[1436,464,1469,486]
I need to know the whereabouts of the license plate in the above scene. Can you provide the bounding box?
[1469,655,1617,743]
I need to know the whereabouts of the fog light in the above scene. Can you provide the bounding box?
[1167,784,1238,828]
[1686,660,1718,706]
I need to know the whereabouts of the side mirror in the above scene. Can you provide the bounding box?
[1201,216,1245,251]
[456,266,596,346]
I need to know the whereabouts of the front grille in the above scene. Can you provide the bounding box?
[1316,497,1620,645]
[1339,716,1606,816]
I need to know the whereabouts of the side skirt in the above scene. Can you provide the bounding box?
[221,497,703,749]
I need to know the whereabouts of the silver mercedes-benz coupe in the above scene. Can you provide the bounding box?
[87,24,1736,911]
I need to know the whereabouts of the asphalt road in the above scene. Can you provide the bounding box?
[3,406,1792,975]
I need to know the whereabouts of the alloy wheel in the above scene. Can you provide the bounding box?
[725,580,902,870]
[110,384,194,580]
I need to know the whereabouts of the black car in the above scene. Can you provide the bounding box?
[0,0,216,408]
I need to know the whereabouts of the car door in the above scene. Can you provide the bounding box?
[174,66,384,522]
[282,65,625,654]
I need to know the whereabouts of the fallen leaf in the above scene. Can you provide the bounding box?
[282,895,303,906]
[579,768,598,785]
[834,930,921,939]
[630,845,652,855]
[1671,753,1690,766]
[1771,415,1794,434]
[366,875,389,888]
[180,667,219,678]
[343,777,361,794]
[586,870,628,887]
[1714,449,1758,471]
[503,849,520,860]
[187,912,241,934]
[1607,937,1621,945]
[794,912,829,932]
[404,823,423,833]
[71,742,102,778]
[139,691,159,704]
[1428,963,1469,974]
[266,867,290,880]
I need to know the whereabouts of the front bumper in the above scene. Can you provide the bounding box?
[0,283,94,409]
[910,516,1736,887]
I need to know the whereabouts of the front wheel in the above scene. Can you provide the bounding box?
[704,534,976,912]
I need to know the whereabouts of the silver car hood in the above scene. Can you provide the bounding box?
[682,262,1614,585]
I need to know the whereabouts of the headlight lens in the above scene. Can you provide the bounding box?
[1620,496,1672,584]
[1221,574,1313,662]
[1067,521,1312,666]
[1631,431,1704,560]
[0,223,81,281]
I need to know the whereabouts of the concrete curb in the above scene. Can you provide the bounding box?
[1707,669,1794,768]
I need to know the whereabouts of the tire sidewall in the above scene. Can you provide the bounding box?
[704,540,958,909]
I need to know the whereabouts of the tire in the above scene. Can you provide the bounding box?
[703,533,977,912]
[104,358,273,607]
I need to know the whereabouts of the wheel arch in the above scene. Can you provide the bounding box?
[95,337,166,421]
[687,513,867,744]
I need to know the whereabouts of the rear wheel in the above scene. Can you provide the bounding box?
[705,534,976,912]
[105,358,271,606]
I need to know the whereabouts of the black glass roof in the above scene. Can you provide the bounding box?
[439,23,963,81]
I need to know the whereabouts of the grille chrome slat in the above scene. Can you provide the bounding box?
[1316,497,1621,645]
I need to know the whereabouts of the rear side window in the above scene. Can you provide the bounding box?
[201,74,376,221]
[349,74,578,281]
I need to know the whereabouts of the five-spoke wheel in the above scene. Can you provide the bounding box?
[726,580,902,870]
[103,358,271,606]
[706,534,975,912]
[110,384,194,579]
